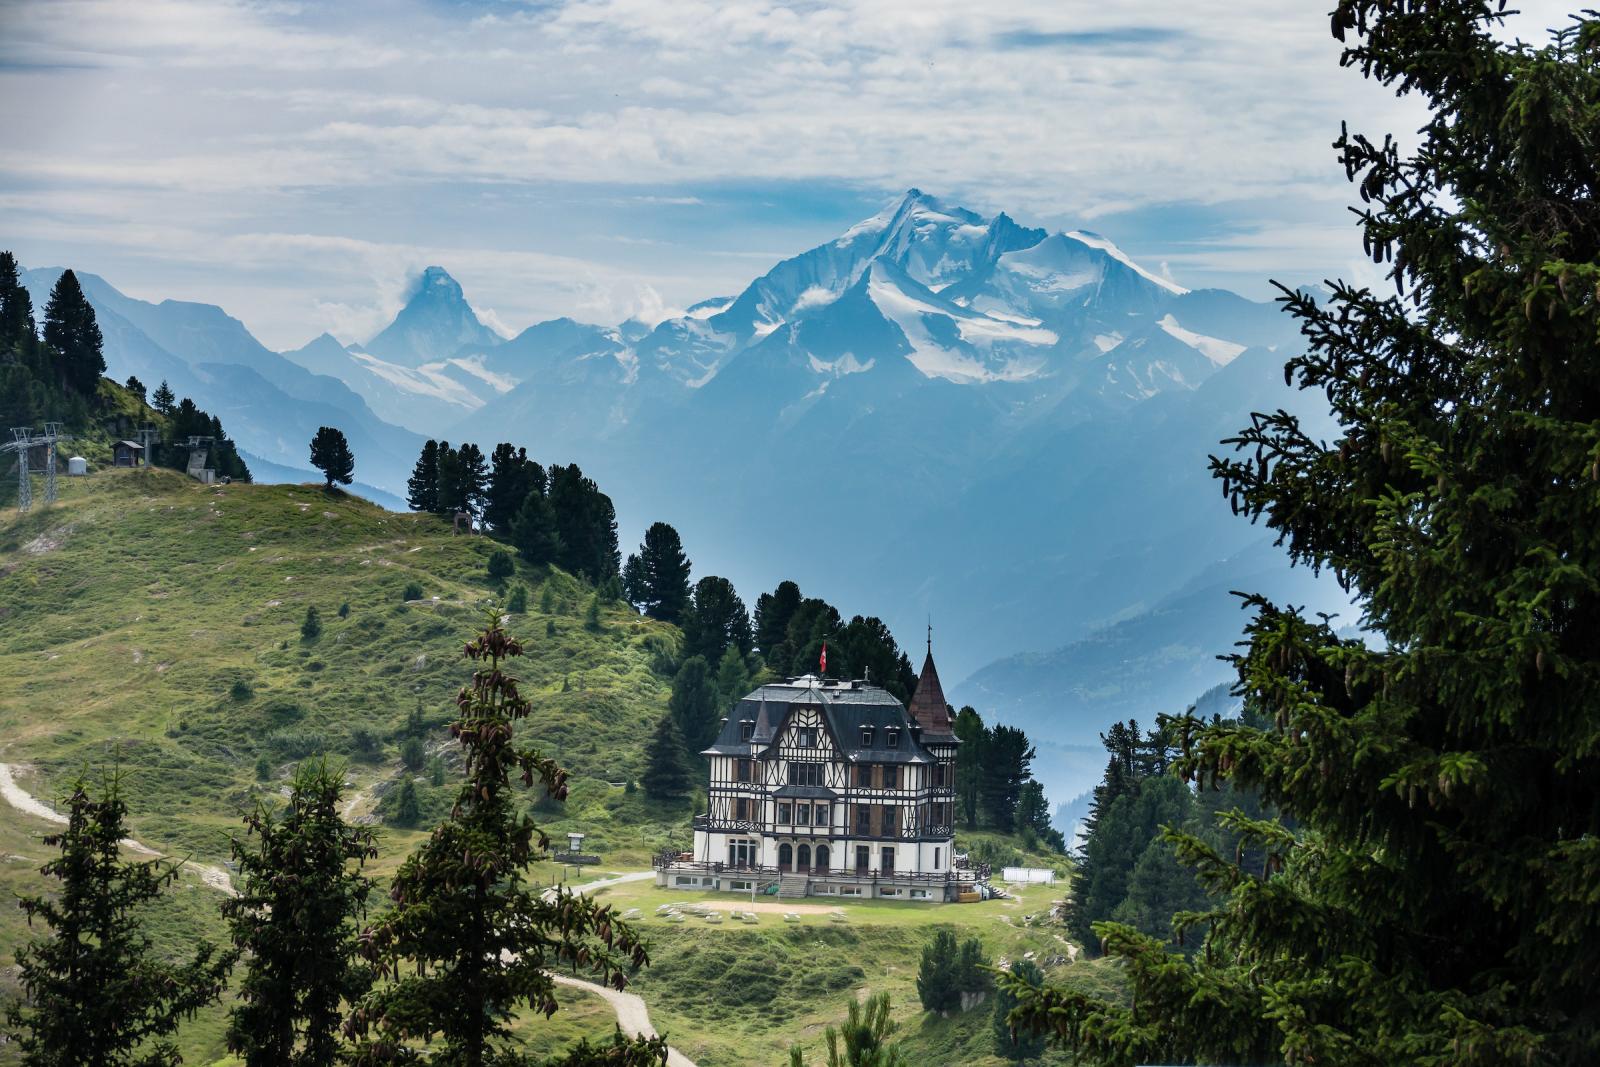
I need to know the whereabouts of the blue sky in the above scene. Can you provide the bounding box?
[0,0,1575,349]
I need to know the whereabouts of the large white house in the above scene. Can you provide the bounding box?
[656,647,982,901]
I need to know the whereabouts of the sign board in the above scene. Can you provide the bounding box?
[1001,866,1056,885]
[554,852,602,866]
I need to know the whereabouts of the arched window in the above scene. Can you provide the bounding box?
[816,845,831,870]
[778,843,792,871]
[798,844,811,871]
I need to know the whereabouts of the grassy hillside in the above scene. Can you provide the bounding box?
[0,466,1094,1066]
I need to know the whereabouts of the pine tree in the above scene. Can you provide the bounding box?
[641,713,692,802]
[42,269,105,395]
[511,488,562,565]
[713,644,753,711]
[1013,781,1053,841]
[916,929,960,1013]
[349,614,661,1066]
[487,549,514,582]
[0,250,35,349]
[308,426,354,489]
[484,443,544,535]
[506,584,528,614]
[123,375,146,403]
[224,758,377,1067]
[953,707,985,829]
[681,575,751,663]
[754,580,803,662]
[390,778,420,827]
[151,379,175,415]
[1005,7,1600,1065]
[400,736,426,772]
[548,464,620,583]
[668,655,719,756]
[977,725,1034,829]
[819,992,909,1067]
[623,522,692,622]
[992,960,1045,1062]
[407,440,440,513]
[583,593,602,633]
[455,442,489,517]
[6,771,232,1065]
[301,605,322,641]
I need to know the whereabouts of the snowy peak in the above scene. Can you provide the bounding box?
[364,265,502,368]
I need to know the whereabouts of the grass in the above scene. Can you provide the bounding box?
[0,467,1095,1066]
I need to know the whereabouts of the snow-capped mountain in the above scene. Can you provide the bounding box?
[363,266,503,367]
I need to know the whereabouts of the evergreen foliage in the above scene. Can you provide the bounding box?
[5,771,231,1066]
[819,991,909,1067]
[976,725,1034,831]
[953,707,984,829]
[991,960,1045,1062]
[301,605,322,641]
[506,583,528,614]
[713,645,753,712]
[510,488,562,566]
[680,575,752,663]
[400,736,426,772]
[548,463,620,583]
[668,655,720,757]
[622,522,692,622]
[583,593,602,632]
[485,443,544,535]
[487,549,514,582]
[42,269,105,395]
[123,376,146,403]
[308,426,354,489]
[916,930,961,1013]
[151,379,174,415]
[406,440,440,513]
[223,758,377,1067]
[641,712,693,802]
[348,614,662,1067]
[1005,6,1600,1065]
[390,778,420,827]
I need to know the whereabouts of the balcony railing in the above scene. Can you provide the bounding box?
[655,857,983,884]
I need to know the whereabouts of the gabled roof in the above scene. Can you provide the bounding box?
[701,675,939,761]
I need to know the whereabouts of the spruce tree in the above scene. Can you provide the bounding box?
[713,644,753,710]
[151,379,175,415]
[624,522,691,622]
[681,575,751,663]
[1005,6,1600,1065]
[308,426,354,489]
[640,713,692,802]
[916,929,960,1013]
[224,758,377,1067]
[348,614,660,1067]
[455,442,489,517]
[510,488,562,565]
[484,443,544,535]
[406,440,440,513]
[0,250,35,349]
[548,464,620,583]
[754,580,803,661]
[952,707,985,829]
[42,269,105,395]
[992,959,1045,1062]
[668,655,719,756]
[6,771,232,1066]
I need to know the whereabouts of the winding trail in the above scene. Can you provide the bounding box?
[0,762,236,896]
[549,869,697,1067]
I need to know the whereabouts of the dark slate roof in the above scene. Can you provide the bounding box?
[773,784,838,799]
[906,648,957,739]
[702,675,939,762]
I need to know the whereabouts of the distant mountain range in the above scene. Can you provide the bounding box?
[16,189,1352,804]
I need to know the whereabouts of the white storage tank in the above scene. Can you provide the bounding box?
[66,456,87,476]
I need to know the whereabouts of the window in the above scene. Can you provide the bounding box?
[735,797,749,821]
[730,880,752,891]
[741,720,754,741]
[856,806,870,835]
[736,758,753,783]
[881,764,898,789]
[930,764,944,788]
[934,847,941,868]
[814,803,830,828]
[787,762,822,786]
[795,803,810,826]
[777,802,792,824]
[886,729,899,748]
[861,726,874,746]
[854,764,870,788]
[794,727,817,748]
[880,806,896,835]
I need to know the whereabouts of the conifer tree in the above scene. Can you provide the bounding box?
[622,522,692,622]
[6,771,232,1066]
[407,440,440,513]
[713,644,753,710]
[455,442,489,517]
[308,426,354,489]
[390,778,420,827]
[916,929,960,1013]
[641,713,692,802]
[42,269,105,395]
[511,488,562,565]
[548,463,620,583]
[1005,6,1600,1065]
[952,707,985,829]
[991,960,1045,1062]
[0,250,35,349]
[668,655,719,756]
[680,575,751,663]
[224,758,377,1067]
[754,580,803,661]
[820,992,909,1067]
[484,443,544,535]
[151,379,175,415]
[123,375,146,403]
[348,613,661,1067]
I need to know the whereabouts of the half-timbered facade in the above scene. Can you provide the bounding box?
[658,648,977,901]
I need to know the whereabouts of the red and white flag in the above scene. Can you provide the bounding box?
[820,642,827,675]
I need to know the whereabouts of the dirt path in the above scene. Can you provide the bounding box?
[0,762,237,896]
[547,973,697,1067]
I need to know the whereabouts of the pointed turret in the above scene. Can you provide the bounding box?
[906,630,955,737]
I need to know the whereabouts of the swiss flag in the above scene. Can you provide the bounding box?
[820,641,827,675]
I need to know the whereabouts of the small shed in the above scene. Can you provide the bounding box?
[113,441,144,467]
[66,456,87,476]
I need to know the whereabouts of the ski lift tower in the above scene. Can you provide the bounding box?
[136,423,159,467]
[39,422,70,505]
[3,428,32,513]
[185,435,217,483]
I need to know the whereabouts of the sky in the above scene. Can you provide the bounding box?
[0,0,1578,350]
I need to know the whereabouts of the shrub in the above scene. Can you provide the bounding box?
[268,728,329,759]
[583,594,602,632]
[401,582,424,602]
[546,619,556,638]
[506,584,528,614]
[427,756,446,787]
[400,736,425,772]
[337,601,350,618]
[230,679,254,702]
[301,605,322,641]
[538,585,555,613]
[486,550,514,582]
[348,728,383,762]
[390,779,420,827]
[254,755,272,781]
